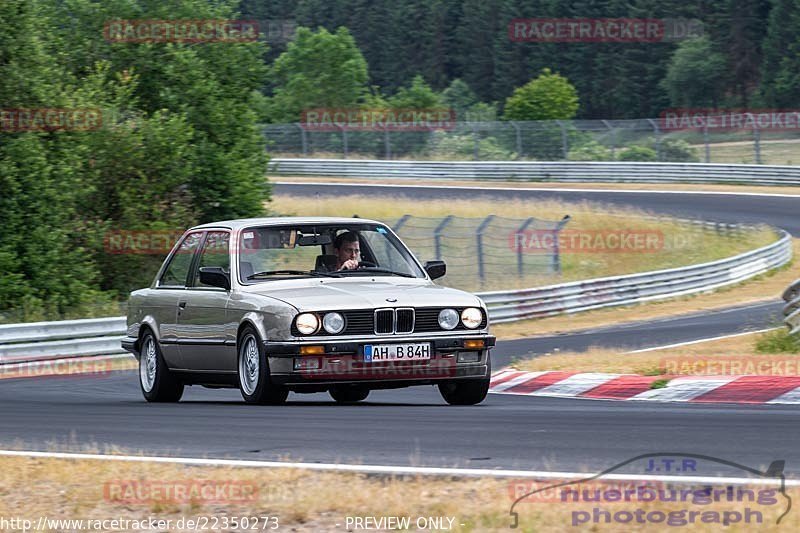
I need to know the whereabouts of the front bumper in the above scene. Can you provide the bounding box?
[267,334,494,387]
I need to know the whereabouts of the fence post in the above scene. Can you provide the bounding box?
[296,123,308,156]
[516,217,535,278]
[384,125,391,160]
[511,121,522,159]
[556,120,568,159]
[471,123,480,160]
[434,215,454,261]
[647,118,662,160]
[602,120,615,158]
[553,215,571,274]
[476,215,496,286]
[703,123,710,163]
[754,126,762,164]
[339,125,349,159]
[393,214,411,232]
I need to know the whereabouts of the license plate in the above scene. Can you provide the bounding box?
[363,343,431,362]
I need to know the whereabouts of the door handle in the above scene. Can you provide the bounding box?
[178,301,187,309]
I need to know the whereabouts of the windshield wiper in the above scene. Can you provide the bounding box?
[337,267,416,278]
[247,270,341,280]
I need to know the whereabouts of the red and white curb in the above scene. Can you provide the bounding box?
[489,369,800,404]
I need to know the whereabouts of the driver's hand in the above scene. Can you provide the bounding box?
[341,259,359,270]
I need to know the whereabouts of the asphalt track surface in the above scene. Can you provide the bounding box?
[2,183,799,476]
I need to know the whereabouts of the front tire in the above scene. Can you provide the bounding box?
[329,386,370,403]
[237,326,288,405]
[139,330,184,403]
[438,379,490,405]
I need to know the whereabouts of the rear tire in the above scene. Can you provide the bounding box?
[139,330,184,403]
[329,386,370,403]
[237,326,288,405]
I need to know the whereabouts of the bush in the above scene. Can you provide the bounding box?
[568,140,613,161]
[617,145,658,161]
[659,138,701,162]
[427,131,516,160]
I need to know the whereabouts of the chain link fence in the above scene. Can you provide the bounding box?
[264,119,800,165]
[384,214,571,291]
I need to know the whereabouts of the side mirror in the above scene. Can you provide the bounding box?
[424,260,446,280]
[198,266,230,290]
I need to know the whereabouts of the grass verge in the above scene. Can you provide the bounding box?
[511,329,800,376]
[1,454,797,532]
[271,194,777,293]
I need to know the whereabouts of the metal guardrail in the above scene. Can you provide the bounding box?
[0,230,791,361]
[782,279,800,336]
[0,318,126,363]
[268,159,800,185]
[479,230,792,324]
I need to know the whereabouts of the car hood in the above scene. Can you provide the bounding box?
[241,278,483,311]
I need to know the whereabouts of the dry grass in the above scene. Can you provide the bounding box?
[492,240,797,339]
[692,139,800,165]
[1,454,797,532]
[270,194,777,293]
[511,330,800,376]
[272,175,800,195]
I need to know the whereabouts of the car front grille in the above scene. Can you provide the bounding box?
[374,309,394,334]
[292,307,487,336]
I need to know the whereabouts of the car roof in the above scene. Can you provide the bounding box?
[190,216,384,231]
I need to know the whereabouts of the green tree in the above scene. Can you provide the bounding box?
[388,75,443,109]
[661,37,727,107]
[502,68,579,121]
[266,26,369,122]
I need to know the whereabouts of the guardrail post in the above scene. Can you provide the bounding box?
[476,215,496,286]
[392,214,411,232]
[553,215,571,274]
[433,215,454,261]
[515,217,535,278]
[296,123,308,156]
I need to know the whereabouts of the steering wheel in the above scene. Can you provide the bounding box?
[357,260,377,268]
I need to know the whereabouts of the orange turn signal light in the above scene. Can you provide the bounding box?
[300,345,325,355]
[464,339,485,349]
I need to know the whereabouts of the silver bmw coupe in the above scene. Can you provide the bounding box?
[122,217,494,405]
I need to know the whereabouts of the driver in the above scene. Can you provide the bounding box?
[334,231,361,270]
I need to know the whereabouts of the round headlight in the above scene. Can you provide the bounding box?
[322,312,345,334]
[295,313,319,335]
[438,308,459,330]
[461,307,483,329]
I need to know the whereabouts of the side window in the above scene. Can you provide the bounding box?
[193,231,231,288]
[158,232,203,287]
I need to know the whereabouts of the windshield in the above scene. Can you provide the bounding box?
[237,223,426,283]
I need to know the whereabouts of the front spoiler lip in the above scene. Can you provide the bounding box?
[272,363,490,386]
[264,335,496,357]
